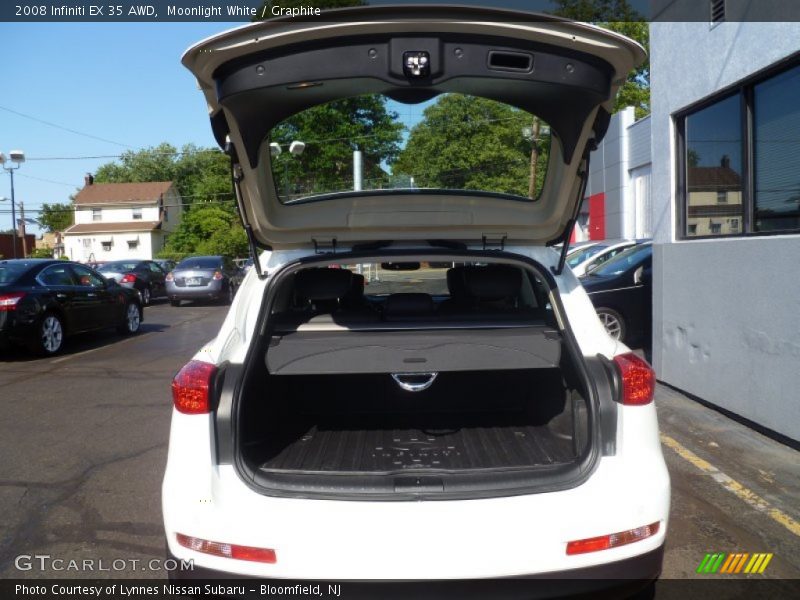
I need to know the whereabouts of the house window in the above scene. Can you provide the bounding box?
[101,241,112,251]
[82,238,91,249]
[127,240,139,250]
[678,60,800,237]
[92,209,102,222]
[132,208,142,220]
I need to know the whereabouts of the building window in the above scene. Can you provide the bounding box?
[678,60,800,238]
[82,238,91,249]
[127,240,139,250]
[753,64,800,232]
[101,241,112,251]
[92,209,102,222]
[132,207,142,220]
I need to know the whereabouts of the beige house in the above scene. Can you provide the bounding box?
[63,176,182,262]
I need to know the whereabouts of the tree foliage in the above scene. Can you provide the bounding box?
[94,142,233,207]
[271,95,404,197]
[159,205,248,260]
[37,202,74,232]
[393,95,549,198]
[552,0,650,119]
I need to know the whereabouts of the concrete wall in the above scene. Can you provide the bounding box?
[650,21,800,440]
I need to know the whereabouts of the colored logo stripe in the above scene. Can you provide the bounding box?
[697,552,773,574]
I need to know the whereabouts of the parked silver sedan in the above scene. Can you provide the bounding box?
[165,256,242,306]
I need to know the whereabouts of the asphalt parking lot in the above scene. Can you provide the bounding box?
[0,300,798,592]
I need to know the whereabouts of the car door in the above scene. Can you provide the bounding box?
[145,261,167,297]
[36,264,80,333]
[69,264,119,331]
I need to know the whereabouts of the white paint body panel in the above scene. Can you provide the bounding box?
[163,246,669,578]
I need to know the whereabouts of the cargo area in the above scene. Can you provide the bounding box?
[228,259,598,498]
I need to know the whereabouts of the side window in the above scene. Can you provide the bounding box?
[71,265,106,288]
[39,265,76,286]
[148,262,165,274]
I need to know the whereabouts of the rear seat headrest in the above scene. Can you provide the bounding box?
[295,268,353,301]
[463,265,522,301]
[383,293,435,316]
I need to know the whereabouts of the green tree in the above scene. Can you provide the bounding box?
[94,143,233,209]
[37,202,74,232]
[552,0,650,118]
[393,95,549,198]
[271,95,404,197]
[160,205,248,259]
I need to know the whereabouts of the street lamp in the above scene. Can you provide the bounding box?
[0,150,25,258]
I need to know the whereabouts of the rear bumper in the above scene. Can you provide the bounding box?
[167,546,663,598]
[167,281,224,300]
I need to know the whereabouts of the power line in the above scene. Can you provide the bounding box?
[0,105,133,148]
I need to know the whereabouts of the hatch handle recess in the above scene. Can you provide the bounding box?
[392,372,438,392]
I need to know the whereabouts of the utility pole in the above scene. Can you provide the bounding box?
[19,202,27,257]
[528,118,541,199]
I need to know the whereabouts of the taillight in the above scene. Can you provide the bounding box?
[567,522,660,555]
[171,360,217,414]
[0,292,26,311]
[121,273,137,283]
[165,272,174,282]
[212,271,223,280]
[613,352,655,406]
[176,533,277,564]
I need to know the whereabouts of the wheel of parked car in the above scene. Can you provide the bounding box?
[170,299,181,307]
[117,302,142,335]
[226,284,235,305]
[596,307,626,342]
[33,312,65,356]
[141,286,151,306]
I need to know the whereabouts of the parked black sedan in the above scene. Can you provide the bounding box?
[0,260,143,355]
[580,243,652,343]
[97,260,168,306]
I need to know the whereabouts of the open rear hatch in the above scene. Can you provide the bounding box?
[182,5,645,249]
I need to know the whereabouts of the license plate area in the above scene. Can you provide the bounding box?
[186,277,202,286]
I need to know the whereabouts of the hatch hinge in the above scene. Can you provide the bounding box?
[312,238,338,254]
[230,160,268,280]
[482,235,507,251]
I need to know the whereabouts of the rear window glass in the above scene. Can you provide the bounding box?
[269,93,551,203]
[176,257,221,270]
[98,261,139,272]
[566,245,608,268]
[0,262,30,285]
[590,245,652,277]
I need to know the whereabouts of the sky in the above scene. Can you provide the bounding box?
[0,22,242,235]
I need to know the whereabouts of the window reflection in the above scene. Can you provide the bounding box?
[685,94,744,237]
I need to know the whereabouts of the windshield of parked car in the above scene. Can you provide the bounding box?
[176,257,221,270]
[269,93,551,204]
[0,262,31,285]
[589,244,652,277]
[98,261,139,272]
[566,244,608,268]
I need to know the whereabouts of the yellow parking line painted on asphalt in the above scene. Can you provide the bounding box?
[660,434,800,538]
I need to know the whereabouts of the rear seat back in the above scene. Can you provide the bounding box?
[382,293,435,321]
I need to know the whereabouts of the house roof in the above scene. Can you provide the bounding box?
[63,221,162,235]
[73,181,174,206]
[688,167,742,191]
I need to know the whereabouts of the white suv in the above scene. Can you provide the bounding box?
[163,6,669,594]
